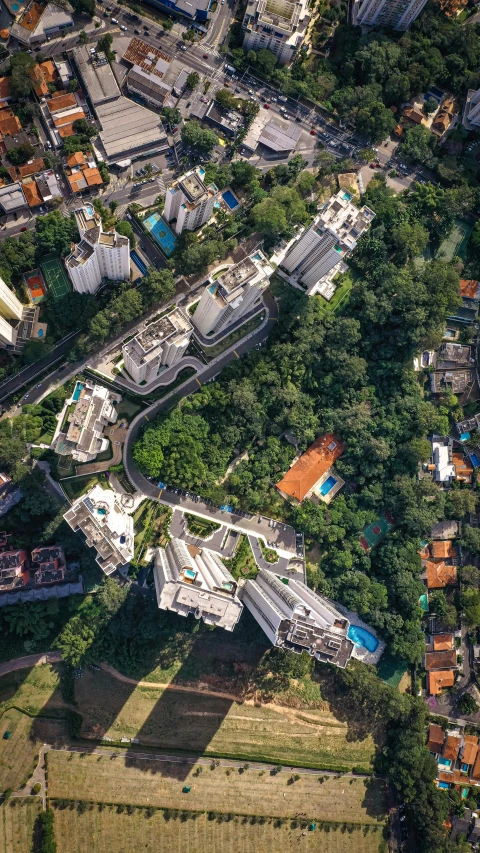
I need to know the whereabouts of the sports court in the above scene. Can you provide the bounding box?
[359,510,395,552]
[377,652,408,688]
[438,218,473,262]
[41,255,71,300]
[24,268,47,304]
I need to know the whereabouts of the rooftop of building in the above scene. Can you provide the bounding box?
[126,67,171,103]
[433,633,454,650]
[180,170,208,202]
[427,723,445,751]
[318,191,375,247]
[0,182,27,211]
[258,120,301,153]
[64,484,133,572]
[425,560,458,589]
[460,279,480,299]
[431,540,458,560]
[428,669,456,695]
[276,433,345,502]
[425,650,457,670]
[72,45,120,105]
[124,309,191,365]
[123,37,172,80]
[96,96,166,161]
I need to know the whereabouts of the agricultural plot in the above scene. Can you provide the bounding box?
[0,709,44,792]
[75,670,379,771]
[48,751,386,826]
[0,798,41,853]
[52,805,385,853]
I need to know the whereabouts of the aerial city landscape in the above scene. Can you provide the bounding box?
[2,0,480,850]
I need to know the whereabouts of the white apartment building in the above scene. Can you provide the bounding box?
[242,0,310,65]
[241,569,355,668]
[65,205,130,294]
[282,191,375,297]
[54,381,121,463]
[154,537,243,631]
[192,250,273,338]
[464,88,480,129]
[163,167,219,235]
[0,276,25,349]
[351,0,428,31]
[123,309,192,385]
[64,484,134,576]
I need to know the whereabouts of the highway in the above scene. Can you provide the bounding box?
[0,331,80,405]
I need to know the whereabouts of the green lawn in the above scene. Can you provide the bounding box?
[316,272,353,315]
[185,513,221,538]
[61,474,108,503]
[224,534,258,580]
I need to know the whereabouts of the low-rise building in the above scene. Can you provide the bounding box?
[241,569,356,668]
[258,119,301,154]
[10,1,74,45]
[276,433,345,504]
[191,250,272,338]
[428,669,456,695]
[0,182,28,216]
[30,545,66,584]
[64,484,134,576]
[123,37,173,109]
[64,151,103,194]
[0,545,29,590]
[153,537,243,631]
[65,205,130,294]
[54,380,121,462]
[123,309,192,385]
[204,101,243,139]
[164,166,219,234]
[242,0,310,65]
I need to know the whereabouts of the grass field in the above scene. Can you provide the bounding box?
[48,751,386,825]
[40,256,71,300]
[74,669,378,771]
[0,798,41,853]
[51,805,385,853]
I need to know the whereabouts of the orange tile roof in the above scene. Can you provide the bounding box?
[0,110,21,137]
[67,175,84,193]
[426,561,458,590]
[453,452,473,481]
[472,751,480,780]
[53,109,85,128]
[444,735,461,761]
[462,735,478,765]
[23,181,42,208]
[66,151,86,167]
[19,2,44,32]
[47,93,77,114]
[0,29,9,39]
[58,124,76,138]
[428,670,455,695]
[425,650,457,670]
[40,61,56,83]
[84,167,103,186]
[432,540,458,560]
[427,723,445,752]
[276,434,345,502]
[0,77,10,101]
[433,633,454,651]
[460,279,480,299]
[29,65,48,97]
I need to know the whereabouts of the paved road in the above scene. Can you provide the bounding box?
[0,651,61,678]
[0,332,80,405]
[123,290,304,561]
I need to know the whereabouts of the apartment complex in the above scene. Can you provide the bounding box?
[464,87,480,129]
[153,537,243,631]
[192,250,272,337]
[351,0,429,30]
[54,381,121,463]
[241,570,355,667]
[64,484,134,576]
[242,0,310,65]
[164,167,219,234]
[282,191,375,298]
[0,276,43,354]
[65,205,130,294]
[123,309,192,385]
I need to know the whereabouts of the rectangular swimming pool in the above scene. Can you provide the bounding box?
[438,758,451,768]
[130,250,147,277]
[143,212,177,257]
[222,189,239,210]
[72,381,84,402]
[319,475,336,496]
[471,453,480,468]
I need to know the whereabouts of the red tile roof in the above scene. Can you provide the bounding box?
[425,561,458,589]
[425,650,457,670]
[276,434,345,502]
[444,734,461,761]
[428,670,455,695]
[432,540,458,560]
[427,723,445,752]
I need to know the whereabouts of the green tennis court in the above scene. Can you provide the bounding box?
[41,255,71,300]
[438,218,473,262]
[377,653,408,688]
[359,510,395,552]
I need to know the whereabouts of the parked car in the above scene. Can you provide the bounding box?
[20,226,27,231]
[263,103,270,109]
[203,53,209,58]
[310,129,316,135]
[120,24,127,30]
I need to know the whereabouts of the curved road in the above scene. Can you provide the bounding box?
[122,291,302,558]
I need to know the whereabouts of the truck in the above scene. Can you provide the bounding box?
[224,64,236,74]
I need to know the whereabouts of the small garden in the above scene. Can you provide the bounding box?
[185,514,220,538]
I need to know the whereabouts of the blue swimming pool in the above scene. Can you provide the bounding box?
[347,625,379,653]
[84,202,94,216]
[130,250,147,277]
[144,212,177,257]
[471,453,480,468]
[341,190,353,201]
[72,381,84,402]
[319,475,336,496]
[438,757,451,768]
[438,781,450,789]
[222,189,239,210]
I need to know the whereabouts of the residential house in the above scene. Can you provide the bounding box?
[10,1,74,46]
[460,735,478,770]
[444,734,462,762]
[0,546,29,589]
[424,561,457,590]
[64,151,103,194]
[432,540,459,561]
[30,545,65,584]
[29,60,57,96]
[424,650,458,670]
[8,157,45,182]
[429,436,473,485]
[0,77,11,108]
[430,520,461,540]
[459,279,480,303]
[431,97,456,137]
[427,723,446,753]
[432,633,454,651]
[276,433,345,504]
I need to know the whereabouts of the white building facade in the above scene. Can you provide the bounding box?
[123,309,192,385]
[282,191,375,297]
[54,381,121,463]
[351,0,428,30]
[163,167,219,234]
[192,251,273,338]
[64,484,134,576]
[242,0,310,65]
[0,276,23,348]
[154,537,243,631]
[66,206,130,294]
[241,569,355,667]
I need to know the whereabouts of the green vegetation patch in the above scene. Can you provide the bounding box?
[184,513,221,538]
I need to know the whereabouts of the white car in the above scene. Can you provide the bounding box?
[120,24,127,30]
[111,17,118,23]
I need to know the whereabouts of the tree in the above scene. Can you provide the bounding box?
[35,211,79,258]
[38,809,57,853]
[97,33,114,59]
[392,221,429,257]
[215,88,238,111]
[58,615,95,666]
[400,125,438,170]
[72,118,97,139]
[186,72,199,90]
[10,52,35,99]
[142,268,175,306]
[424,96,438,115]
[163,107,181,127]
[7,143,35,166]
[251,198,287,236]
[115,220,135,248]
[78,30,88,45]
[296,171,316,197]
[255,48,277,77]
[231,160,258,187]
[181,121,218,154]
[458,693,478,715]
[67,78,79,92]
